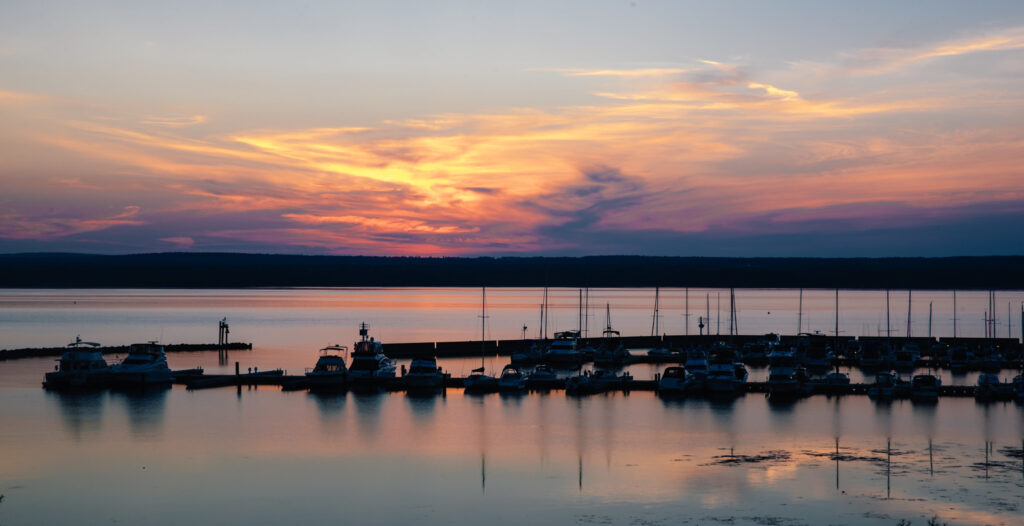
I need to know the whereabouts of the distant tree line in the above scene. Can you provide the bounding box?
[1,253,1022,289]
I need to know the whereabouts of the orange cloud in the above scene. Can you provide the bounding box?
[4,39,1024,254]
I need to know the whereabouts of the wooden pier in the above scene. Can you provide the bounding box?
[171,370,991,398]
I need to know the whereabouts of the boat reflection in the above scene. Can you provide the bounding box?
[352,391,386,439]
[308,390,347,419]
[109,386,170,438]
[49,389,105,440]
[405,390,442,425]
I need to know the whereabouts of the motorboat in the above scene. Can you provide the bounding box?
[802,346,834,371]
[858,344,890,370]
[404,356,444,390]
[892,343,920,371]
[510,341,544,365]
[683,348,709,383]
[980,350,1005,371]
[767,348,802,399]
[975,373,1013,401]
[590,369,631,391]
[657,366,687,395]
[743,333,779,366]
[305,344,348,390]
[347,323,396,385]
[1013,374,1024,400]
[911,374,941,402]
[527,364,557,382]
[106,342,174,386]
[706,349,745,395]
[867,371,897,400]
[566,369,630,395]
[822,371,850,392]
[544,331,585,367]
[497,364,526,392]
[949,346,972,372]
[42,336,110,390]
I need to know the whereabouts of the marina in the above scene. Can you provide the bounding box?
[2,287,1023,526]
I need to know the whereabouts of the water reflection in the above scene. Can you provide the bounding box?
[109,386,169,438]
[50,390,104,440]
[352,391,385,439]
[404,390,441,425]
[309,391,346,419]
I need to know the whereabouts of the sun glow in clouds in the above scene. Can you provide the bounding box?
[2,12,1024,255]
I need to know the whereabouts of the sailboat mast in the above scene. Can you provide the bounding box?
[578,288,583,335]
[543,287,549,340]
[716,292,721,336]
[953,290,958,339]
[651,287,660,337]
[480,286,488,369]
[834,288,839,352]
[797,288,803,334]
[886,289,891,351]
[907,290,912,340]
[584,288,589,339]
[705,293,710,338]
[685,287,689,337]
[928,301,933,340]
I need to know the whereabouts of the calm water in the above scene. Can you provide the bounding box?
[1,288,1023,525]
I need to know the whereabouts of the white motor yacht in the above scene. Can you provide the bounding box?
[42,336,110,390]
[544,331,584,367]
[707,350,744,395]
[404,356,445,390]
[305,345,348,390]
[657,366,687,395]
[347,323,396,385]
[107,342,173,386]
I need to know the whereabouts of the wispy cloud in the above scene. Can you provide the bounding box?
[537,67,690,78]
[141,114,207,128]
[840,26,1024,75]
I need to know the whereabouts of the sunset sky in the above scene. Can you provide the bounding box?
[2,1,1024,256]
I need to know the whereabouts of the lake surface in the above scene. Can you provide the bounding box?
[1,288,1023,525]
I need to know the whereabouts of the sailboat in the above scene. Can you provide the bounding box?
[464,287,498,393]
[595,303,631,366]
[647,288,674,357]
[511,289,546,365]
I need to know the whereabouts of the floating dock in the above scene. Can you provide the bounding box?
[172,370,991,398]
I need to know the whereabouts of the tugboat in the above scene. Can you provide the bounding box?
[305,345,349,390]
[42,336,110,390]
[106,342,174,386]
[346,323,396,387]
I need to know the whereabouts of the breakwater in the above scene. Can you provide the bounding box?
[0,342,252,361]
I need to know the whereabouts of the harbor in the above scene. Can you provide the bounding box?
[3,287,1023,526]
